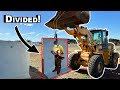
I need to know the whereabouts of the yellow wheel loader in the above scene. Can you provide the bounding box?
[45,11,119,78]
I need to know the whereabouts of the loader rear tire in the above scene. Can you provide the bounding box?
[88,55,104,78]
[68,52,80,70]
[110,52,119,69]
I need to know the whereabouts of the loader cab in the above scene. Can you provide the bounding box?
[90,29,109,50]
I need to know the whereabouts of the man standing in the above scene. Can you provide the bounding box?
[51,40,64,74]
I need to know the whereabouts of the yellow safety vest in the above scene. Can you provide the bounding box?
[52,45,64,54]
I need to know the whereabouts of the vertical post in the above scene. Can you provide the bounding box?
[54,31,58,44]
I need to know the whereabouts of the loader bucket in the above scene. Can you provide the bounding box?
[45,11,90,30]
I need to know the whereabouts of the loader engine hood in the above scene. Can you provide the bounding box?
[45,11,90,30]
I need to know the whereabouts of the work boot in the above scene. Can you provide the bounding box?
[57,67,61,75]
[57,70,60,74]
[52,67,57,72]
[52,69,56,72]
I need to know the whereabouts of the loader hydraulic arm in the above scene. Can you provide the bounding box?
[64,25,95,52]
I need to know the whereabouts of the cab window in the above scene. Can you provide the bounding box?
[103,31,108,44]
[92,31,102,44]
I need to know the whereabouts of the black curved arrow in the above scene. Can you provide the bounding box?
[14,26,39,53]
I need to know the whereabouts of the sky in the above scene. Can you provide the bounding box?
[0,11,120,42]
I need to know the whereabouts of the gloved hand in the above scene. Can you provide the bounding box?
[51,50,55,55]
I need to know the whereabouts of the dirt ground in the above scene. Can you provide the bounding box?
[29,43,120,79]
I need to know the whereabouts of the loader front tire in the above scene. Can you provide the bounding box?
[68,52,80,70]
[88,55,104,78]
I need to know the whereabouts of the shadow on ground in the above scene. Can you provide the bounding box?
[75,64,120,79]
[77,69,89,75]
[101,64,120,79]
[29,66,48,79]
[29,64,120,79]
